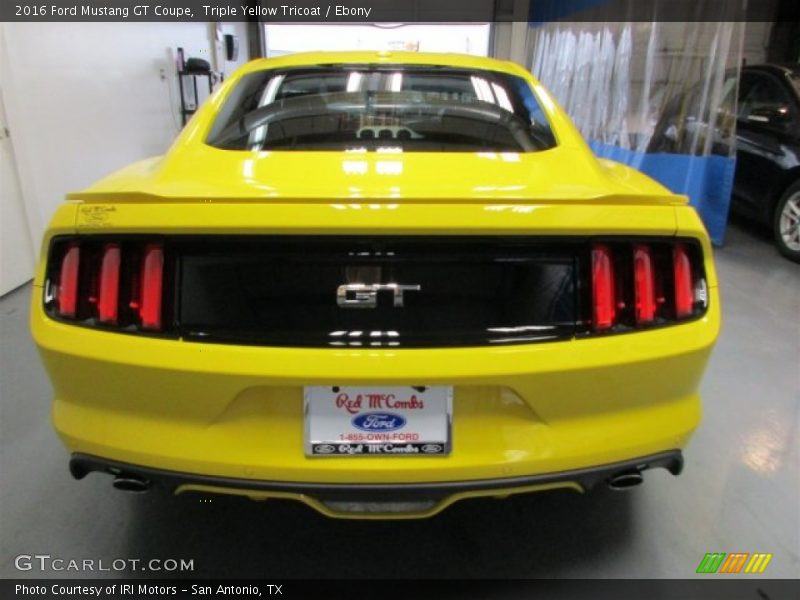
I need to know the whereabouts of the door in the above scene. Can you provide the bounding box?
[733,70,800,223]
[0,86,35,295]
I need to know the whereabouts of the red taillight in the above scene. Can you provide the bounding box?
[57,244,80,318]
[97,244,121,324]
[49,239,167,332]
[592,244,616,330]
[633,244,657,324]
[673,244,694,318]
[139,244,164,330]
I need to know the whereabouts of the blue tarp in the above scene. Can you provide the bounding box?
[590,141,735,245]
[528,5,739,245]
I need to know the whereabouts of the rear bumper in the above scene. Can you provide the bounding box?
[33,289,717,483]
[70,450,683,519]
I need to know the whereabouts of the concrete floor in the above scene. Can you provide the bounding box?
[1,221,797,579]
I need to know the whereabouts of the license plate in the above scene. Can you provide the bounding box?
[304,386,452,457]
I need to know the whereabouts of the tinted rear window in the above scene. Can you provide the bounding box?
[206,66,557,153]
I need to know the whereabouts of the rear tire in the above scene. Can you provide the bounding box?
[774,181,800,263]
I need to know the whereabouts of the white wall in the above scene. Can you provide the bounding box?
[0,22,248,282]
[264,23,491,57]
[740,21,773,66]
[0,85,35,295]
[216,22,251,77]
[492,0,530,64]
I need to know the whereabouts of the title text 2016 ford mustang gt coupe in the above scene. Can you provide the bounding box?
[31,52,719,518]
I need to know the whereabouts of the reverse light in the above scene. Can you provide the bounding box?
[591,244,616,330]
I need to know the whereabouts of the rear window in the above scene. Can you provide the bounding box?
[206,66,557,153]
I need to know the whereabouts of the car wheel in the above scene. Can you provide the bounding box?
[774,182,800,263]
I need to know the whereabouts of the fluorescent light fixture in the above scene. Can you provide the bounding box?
[346,72,363,92]
[491,83,514,112]
[390,72,403,91]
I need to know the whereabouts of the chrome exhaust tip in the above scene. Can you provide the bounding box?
[112,474,150,493]
[607,470,643,491]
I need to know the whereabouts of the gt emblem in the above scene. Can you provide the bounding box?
[336,283,421,308]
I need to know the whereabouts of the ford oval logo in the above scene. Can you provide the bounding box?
[352,412,407,432]
[315,444,336,454]
[421,444,443,454]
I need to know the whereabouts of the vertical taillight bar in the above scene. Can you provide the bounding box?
[97,244,121,324]
[633,244,657,324]
[57,244,80,318]
[139,244,164,330]
[673,244,694,318]
[592,244,616,330]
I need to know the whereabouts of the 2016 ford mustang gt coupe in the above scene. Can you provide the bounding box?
[32,52,719,518]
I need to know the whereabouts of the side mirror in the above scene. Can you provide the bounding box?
[746,105,792,125]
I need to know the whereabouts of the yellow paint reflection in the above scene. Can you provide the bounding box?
[376,161,403,175]
[343,160,368,175]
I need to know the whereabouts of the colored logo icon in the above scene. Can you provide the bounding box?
[696,553,773,574]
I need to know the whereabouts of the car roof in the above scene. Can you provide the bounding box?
[742,63,800,77]
[237,51,530,79]
[776,63,800,76]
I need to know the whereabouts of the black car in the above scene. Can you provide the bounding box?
[649,63,800,262]
[732,64,800,262]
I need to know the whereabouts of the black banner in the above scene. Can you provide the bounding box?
[0,0,791,23]
[3,579,800,600]
[4,0,495,23]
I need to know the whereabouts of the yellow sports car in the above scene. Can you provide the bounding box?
[31,51,719,519]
